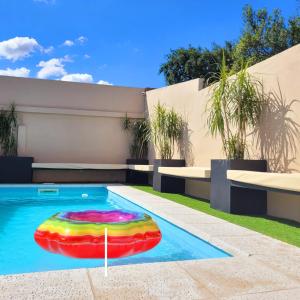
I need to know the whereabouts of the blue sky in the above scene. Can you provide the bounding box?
[0,0,298,88]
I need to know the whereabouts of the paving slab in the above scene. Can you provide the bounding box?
[223,287,300,300]
[176,257,300,298]
[219,235,300,256]
[0,269,94,300]
[180,222,258,237]
[88,262,216,299]
[254,255,300,282]
[162,212,224,224]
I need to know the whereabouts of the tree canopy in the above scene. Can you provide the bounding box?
[159,5,300,85]
[233,5,300,70]
[159,42,234,85]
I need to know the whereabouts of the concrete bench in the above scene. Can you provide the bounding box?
[32,163,129,170]
[227,170,300,195]
[126,164,153,184]
[158,167,211,180]
[32,163,153,171]
[32,163,153,185]
[128,165,153,172]
[155,166,211,193]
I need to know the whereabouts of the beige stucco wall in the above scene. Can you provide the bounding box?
[18,112,131,163]
[0,76,146,166]
[247,45,300,173]
[0,76,145,113]
[146,45,300,222]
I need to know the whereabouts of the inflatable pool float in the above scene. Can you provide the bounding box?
[34,210,162,258]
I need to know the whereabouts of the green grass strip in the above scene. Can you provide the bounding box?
[132,185,300,248]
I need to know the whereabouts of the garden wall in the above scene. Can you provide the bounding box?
[0,76,146,182]
[146,45,300,222]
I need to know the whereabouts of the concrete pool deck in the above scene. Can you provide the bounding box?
[0,184,299,299]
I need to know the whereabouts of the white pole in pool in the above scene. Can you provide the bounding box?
[104,227,108,277]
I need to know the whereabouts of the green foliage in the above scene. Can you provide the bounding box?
[207,55,264,159]
[159,42,234,85]
[122,113,131,130]
[133,185,300,248]
[233,5,300,70]
[288,16,300,45]
[122,116,150,159]
[160,5,300,84]
[151,103,184,159]
[0,104,18,156]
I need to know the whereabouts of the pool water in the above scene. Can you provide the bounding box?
[0,185,230,275]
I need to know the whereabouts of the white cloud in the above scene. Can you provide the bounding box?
[42,45,54,54]
[0,67,30,77]
[98,80,113,86]
[61,37,87,47]
[37,57,67,79]
[62,54,73,62]
[60,72,112,85]
[61,73,93,83]
[63,40,74,47]
[84,54,91,59]
[0,37,39,61]
[77,36,88,44]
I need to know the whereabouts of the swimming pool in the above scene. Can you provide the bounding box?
[0,185,230,275]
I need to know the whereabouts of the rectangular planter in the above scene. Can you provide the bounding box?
[153,159,185,193]
[0,156,33,183]
[126,159,149,185]
[210,159,267,214]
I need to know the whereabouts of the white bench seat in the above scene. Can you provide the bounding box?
[227,170,300,193]
[32,163,153,172]
[128,165,153,172]
[32,163,128,170]
[158,167,211,179]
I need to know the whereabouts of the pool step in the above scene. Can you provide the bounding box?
[38,188,59,195]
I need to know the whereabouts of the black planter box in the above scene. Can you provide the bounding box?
[126,159,149,165]
[153,159,185,193]
[210,159,267,214]
[0,156,33,183]
[126,159,149,185]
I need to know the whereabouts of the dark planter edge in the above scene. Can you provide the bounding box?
[0,156,34,183]
[153,159,186,193]
[126,159,149,185]
[126,159,149,165]
[210,159,267,215]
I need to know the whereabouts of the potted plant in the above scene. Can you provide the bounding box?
[0,104,33,183]
[150,102,185,193]
[206,56,267,214]
[123,115,150,184]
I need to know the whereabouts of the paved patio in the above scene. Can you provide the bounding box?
[0,184,299,299]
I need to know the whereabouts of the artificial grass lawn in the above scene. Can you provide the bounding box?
[132,185,300,248]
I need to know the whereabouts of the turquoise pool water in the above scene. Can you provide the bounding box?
[0,185,230,275]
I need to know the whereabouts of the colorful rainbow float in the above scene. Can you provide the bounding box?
[34,210,162,258]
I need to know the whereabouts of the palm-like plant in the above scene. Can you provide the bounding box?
[0,104,18,156]
[207,55,264,159]
[123,115,150,159]
[151,103,183,159]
